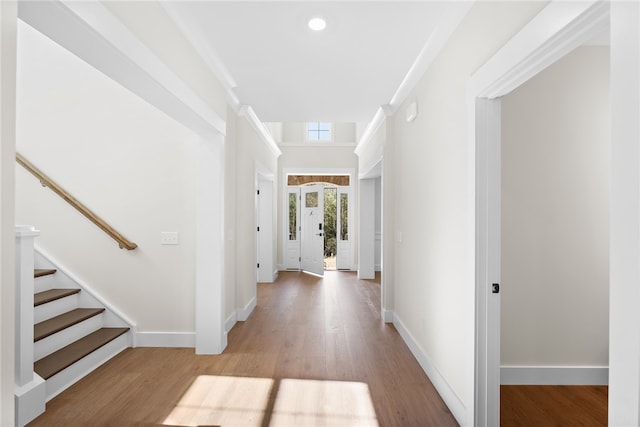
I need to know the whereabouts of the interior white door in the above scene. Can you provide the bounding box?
[301,185,325,276]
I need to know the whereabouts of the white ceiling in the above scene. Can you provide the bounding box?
[164,2,455,123]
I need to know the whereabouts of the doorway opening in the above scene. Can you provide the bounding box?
[283,172,353,275]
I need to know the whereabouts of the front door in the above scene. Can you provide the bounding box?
[301,185,324,276]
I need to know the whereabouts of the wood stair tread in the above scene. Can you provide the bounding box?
[34,269,56,278]
[34,288,81,307]
[34,327,129,380]
[34,308,105,342]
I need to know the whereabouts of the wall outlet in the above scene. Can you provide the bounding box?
[160,231,179,245]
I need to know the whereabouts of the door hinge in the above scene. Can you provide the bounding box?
[257,189,260,195]
[257,226,260,232]
[492,283,500,294]
[257,263,260,269]
[299,257,301,262]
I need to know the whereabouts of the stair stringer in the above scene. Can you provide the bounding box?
[34,246,138,345]
[44,333,129,401]
[33,246,138,402]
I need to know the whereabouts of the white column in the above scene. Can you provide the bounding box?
[0,2,17,425]
[14,226,39,387]
[381,121,395,323]
[195,134,226,354]
[609,1,640,425]
[358,179,375,279]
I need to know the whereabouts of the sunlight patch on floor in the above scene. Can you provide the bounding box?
[271,379,379,427]
[163,375,273,427]
[163,376,379,427]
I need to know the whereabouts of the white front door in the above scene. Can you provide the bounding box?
[301,185,324,276]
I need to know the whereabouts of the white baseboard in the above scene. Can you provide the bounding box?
[375,264,381,272]
[136,332,195,348]
[393,313,465,426]
[501,365,609,385]
[237,296,257,321]
[225,312,237,333]
[381,309,394,323]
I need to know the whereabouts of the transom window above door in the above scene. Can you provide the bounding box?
[307,122,331,141]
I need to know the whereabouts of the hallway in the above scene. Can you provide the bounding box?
[28,271,457,426]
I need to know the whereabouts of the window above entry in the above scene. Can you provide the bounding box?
[307,122,332,142]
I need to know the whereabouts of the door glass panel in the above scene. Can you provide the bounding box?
[340,193,349,240]
[289,193,297,240]
[305,191,318,208]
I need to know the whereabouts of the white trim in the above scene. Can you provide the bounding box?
[468,2,611,426]
[18,0,226,138]
[160,1,239,109]
[136,332,196,348]
[239,105,282,158]
[388,2,473,107]
[237,296,257,322]
[15,375,45,427]
[278,142,356,148]
[354,108,386,158]
[501,366,609,386]
[195,135,226,355]
[393,313,465,426]
[224,312,237,334]
[468,1,608,99]
[356,2,472,156]
[381,309,393,324]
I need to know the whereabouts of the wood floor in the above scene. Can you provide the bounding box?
[501,385,608,426]
[28,271,458,426]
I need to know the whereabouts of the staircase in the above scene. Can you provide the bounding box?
[15,227,135,426]
[33,268,128,381]
[31,264,131,401]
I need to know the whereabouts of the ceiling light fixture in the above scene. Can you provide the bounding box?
[308,17,327,32]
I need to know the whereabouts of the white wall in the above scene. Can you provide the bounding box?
[15,22,199,333]
[0,2,17,424]
[501,47,610,369]
[233,114,278,320]
[354,2,548,422]
[102,1,228,123]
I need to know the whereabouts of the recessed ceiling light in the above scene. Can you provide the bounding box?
[308,17,327,32]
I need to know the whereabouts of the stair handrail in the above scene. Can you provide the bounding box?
[16,153,138,250]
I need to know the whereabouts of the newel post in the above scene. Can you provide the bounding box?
[15,225,45,426]
[14,225,38,387]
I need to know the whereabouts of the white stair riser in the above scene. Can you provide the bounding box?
[35,315,103,361]
[45,333,129,401]
[34,294,79,324]
[34,275,56,293]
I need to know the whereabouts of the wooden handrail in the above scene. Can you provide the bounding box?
[16,153,138,250]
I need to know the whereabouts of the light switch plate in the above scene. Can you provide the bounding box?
[161,231,179,245]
